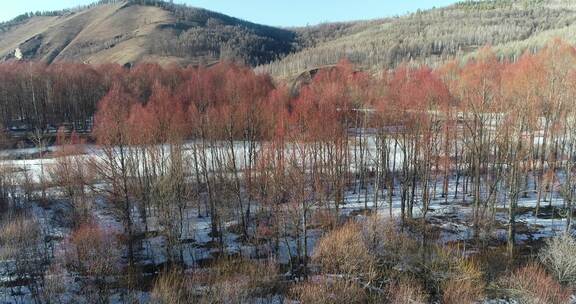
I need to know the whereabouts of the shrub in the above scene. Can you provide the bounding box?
[539,233,576,285]
[499,264,571,304]
[443,255,484,304]
[442,277,484,304]
[61,223,121,303]
[62,223,120,278]
[0,124,9,149]
[313,221,378,283]
[361,215,419,269]
[192,258,281,303]
[291,277,368,304]
[312,209,338,230]
[386,279,428,304]
[39,264,69,303]
[423,245,485,304]
[0,214,47,284]
[151,268,193,304]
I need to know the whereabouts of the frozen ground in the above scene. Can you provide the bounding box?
[0,144,574,303]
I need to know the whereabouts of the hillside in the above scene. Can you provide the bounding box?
[262,0,576,78]
[3,0,576,74]
[0,0,298,66]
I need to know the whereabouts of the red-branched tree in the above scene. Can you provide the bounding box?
[91,84,138,266]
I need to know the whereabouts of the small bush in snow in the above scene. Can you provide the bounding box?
[442,277,484,304]
[386,279,428,304]
[539,233,576,285]
[191,258,281,303]
[151,268,193,304]
[428,246,485,304]
[499,264,571,304]
[313,221,378,283]
[291,277,368,304]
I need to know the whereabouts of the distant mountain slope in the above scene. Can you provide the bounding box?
[2,0,576,74]
[261,0,576,78]
[0,0,298,66]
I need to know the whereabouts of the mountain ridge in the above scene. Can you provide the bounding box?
[261,0,576,78]
[2,0,576,77]
[0,0,298,66]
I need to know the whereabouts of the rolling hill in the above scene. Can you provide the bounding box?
[262,0,576,78]
[2,0,576,76]
[0,0,298,66]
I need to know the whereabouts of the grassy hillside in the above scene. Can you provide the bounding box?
[0,0,298,66]
[261,0,576,78]
[2,0,576,74]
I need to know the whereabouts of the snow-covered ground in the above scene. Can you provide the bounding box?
[0,141,573,303]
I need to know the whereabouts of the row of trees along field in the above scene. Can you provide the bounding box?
[2,39,576,303]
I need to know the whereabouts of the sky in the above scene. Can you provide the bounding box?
[0,0,460,27]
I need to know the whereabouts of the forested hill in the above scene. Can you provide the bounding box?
[0,0,298,66]
[2,0,576,73]
[262,0,576,78]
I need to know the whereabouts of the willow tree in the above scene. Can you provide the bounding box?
[91,85,137,266]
